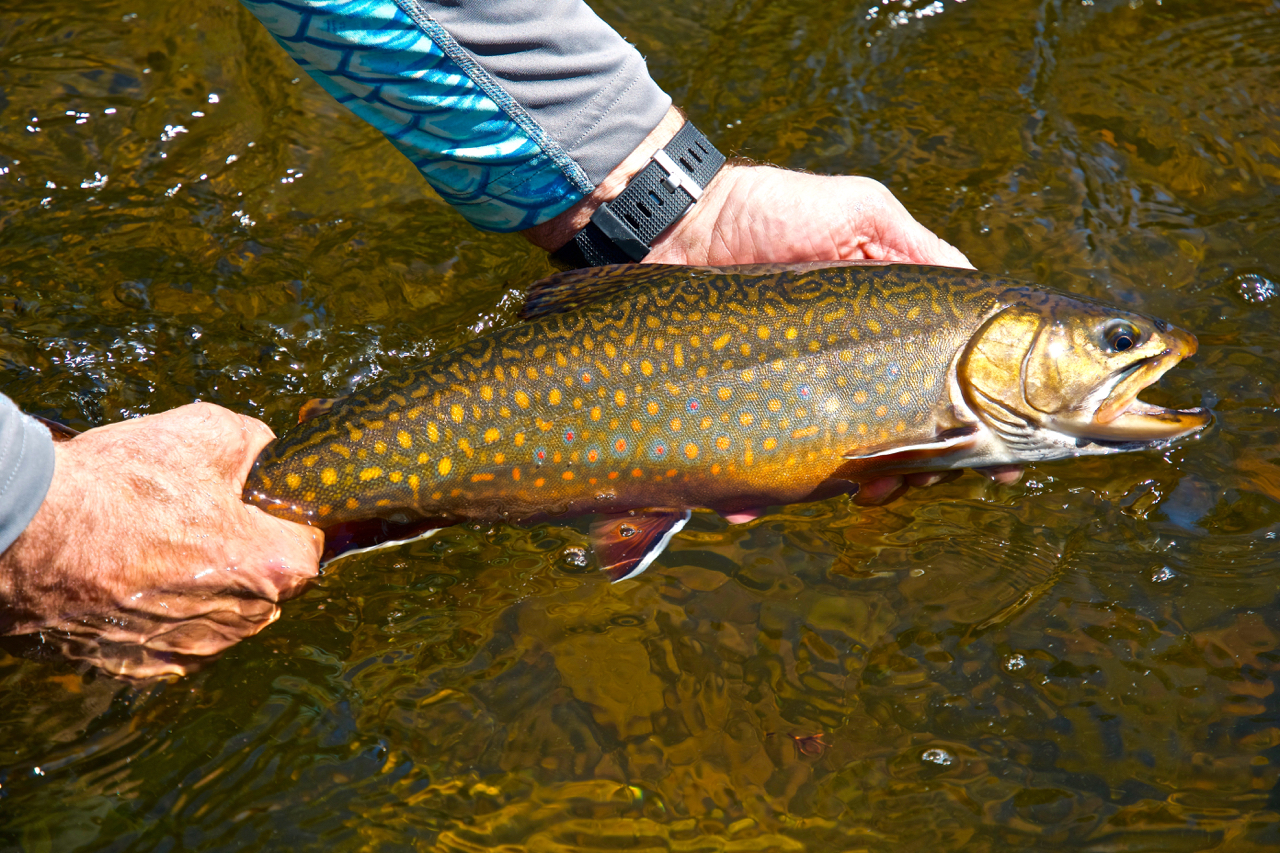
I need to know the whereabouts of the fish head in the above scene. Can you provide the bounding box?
[958,289,1211,453]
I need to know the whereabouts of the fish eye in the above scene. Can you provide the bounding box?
[1103,321,1142,353]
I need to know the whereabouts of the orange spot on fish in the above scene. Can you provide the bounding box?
[321,468,338,486]
[512,468,520,480]
[346,497,359,510]
[535,477,546,487]
[684,443,698,459]
[471,473,494,482]
[562,471,574,481]
[608,471,619,479]
[632,468,643,477]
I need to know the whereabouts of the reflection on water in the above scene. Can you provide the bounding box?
[3,0,1280,849]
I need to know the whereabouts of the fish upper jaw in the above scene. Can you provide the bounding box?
[1059,330,1212,444]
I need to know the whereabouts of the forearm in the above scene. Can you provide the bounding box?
[239,0,672,233]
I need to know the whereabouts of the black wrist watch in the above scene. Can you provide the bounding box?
[551,121,727,268]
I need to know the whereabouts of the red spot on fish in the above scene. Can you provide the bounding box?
[588,449,599,462]
[615,438,627,453]
[582,372,591,383]
[565,430,575,442]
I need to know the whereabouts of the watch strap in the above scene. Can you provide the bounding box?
[553,121,726,268]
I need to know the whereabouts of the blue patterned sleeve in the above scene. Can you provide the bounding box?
[239,0,672,233]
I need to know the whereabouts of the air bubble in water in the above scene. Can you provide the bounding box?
[921,748,954,766]
[1236,274,1277,304]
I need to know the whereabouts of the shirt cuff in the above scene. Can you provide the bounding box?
[0,395,55,555]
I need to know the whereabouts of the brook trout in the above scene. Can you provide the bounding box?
[243,263,1210,579]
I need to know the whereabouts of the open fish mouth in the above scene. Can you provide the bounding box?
[1086,345,1212,442]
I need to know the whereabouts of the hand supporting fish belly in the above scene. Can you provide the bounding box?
[243,263,1211,581]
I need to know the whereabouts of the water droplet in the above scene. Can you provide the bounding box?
[1151,566,1176,583]
[1003,653,1026,672]
[921,748,954,766]
[561,547,588,568]
[618,524,636,538]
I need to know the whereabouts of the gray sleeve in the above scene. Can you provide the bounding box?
[424,0,673,186]
[0,394,55,555]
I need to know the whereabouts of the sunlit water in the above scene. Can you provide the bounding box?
[2,0,1280,849]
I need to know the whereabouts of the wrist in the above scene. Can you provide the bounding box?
[523,105,687,254]
[0,441,80,630]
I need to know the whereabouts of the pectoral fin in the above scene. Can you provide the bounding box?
[842,425,979,464]
[320,517,455,566]
[589,509,692,582]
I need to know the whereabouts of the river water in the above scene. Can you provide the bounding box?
[2,0,1280,849]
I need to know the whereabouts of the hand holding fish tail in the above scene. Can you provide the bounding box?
[0,403,322,680]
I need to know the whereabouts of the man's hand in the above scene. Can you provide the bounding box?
[0,403,322,679]
[648,162,972,269]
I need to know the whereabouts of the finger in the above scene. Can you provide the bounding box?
[862,181,975,270]
[231,413,278,485]
[905,471,946,488]
[852,475,906,506]
[976,464,1024,485]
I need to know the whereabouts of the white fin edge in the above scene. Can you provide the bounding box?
[610,510,692,583]
[320,527,444,568]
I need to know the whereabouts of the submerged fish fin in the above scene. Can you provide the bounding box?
[842,424,980,462]
[299,396,346,423]
[320,516,456,566]
[31,415,80,442]
[589,508,692,582]
[521,265,704,320]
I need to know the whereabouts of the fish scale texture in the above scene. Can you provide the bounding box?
[240,0,589,231]
[245,265,1005,526]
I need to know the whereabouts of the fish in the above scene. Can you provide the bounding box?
[242,262,1211,580]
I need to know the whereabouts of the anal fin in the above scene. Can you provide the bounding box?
[589,509,691,582]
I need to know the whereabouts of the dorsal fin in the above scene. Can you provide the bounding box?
[298,396,346,423]
[521,264,707,320]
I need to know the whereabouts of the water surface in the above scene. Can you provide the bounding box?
[2,0,1280,849]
